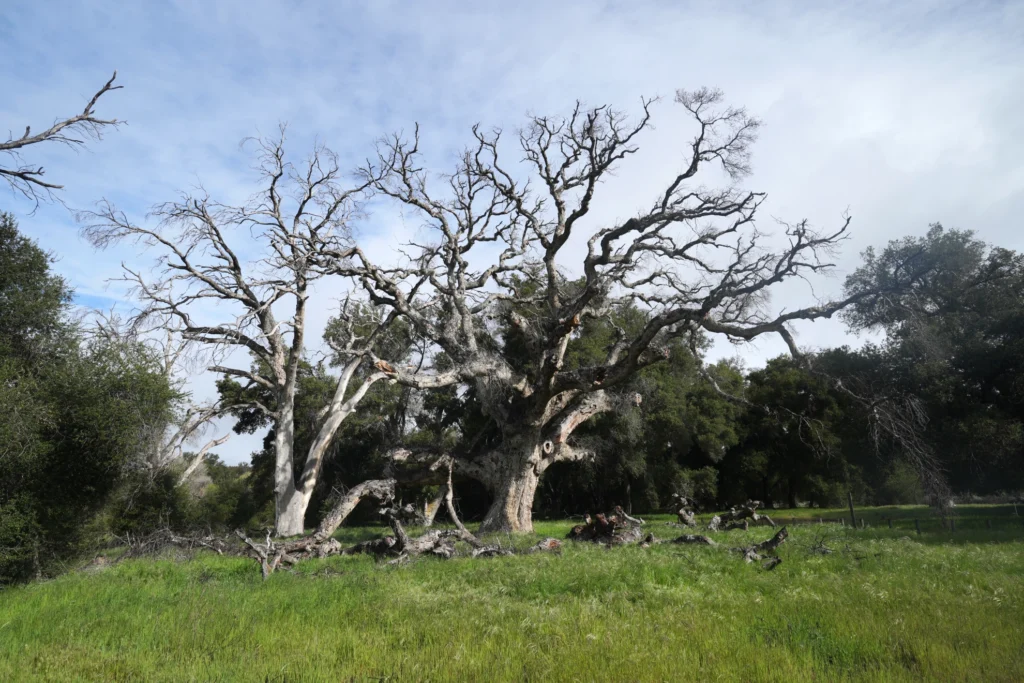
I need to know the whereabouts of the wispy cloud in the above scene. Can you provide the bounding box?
[3,0,1021,462]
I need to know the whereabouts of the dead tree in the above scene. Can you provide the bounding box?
[328,88,911,533]
[81,132,388,536]
[2,72,122,206]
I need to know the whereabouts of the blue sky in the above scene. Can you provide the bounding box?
[3,0,1022,463]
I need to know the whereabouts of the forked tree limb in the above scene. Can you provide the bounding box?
[2,72,122,205]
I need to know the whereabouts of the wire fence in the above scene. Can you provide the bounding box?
[764,515,1024,533]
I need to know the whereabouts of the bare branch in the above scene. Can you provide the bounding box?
[2,72,122,207]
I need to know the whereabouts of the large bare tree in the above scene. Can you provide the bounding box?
[2,72,122,207]
[331,89,901,533]
[82,132,387,536]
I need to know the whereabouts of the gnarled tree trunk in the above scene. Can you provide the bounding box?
[479,457,541,533]
[477,437,552,534]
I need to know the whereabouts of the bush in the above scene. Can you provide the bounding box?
[0,498,42,583]
[105,471,192,538]
[188,458,265,531]
[673,467,719,509]
[802,475,846,508]
[877,461,925,505]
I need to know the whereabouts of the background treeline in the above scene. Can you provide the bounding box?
[2,215,1021,582]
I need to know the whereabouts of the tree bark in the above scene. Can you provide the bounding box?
[422,491,444,528]
[274,395,305,537]
[477,443,543,534]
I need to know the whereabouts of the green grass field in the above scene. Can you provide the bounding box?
[1,505,1022,682]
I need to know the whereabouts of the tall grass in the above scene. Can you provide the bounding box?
[1,507,1021,681]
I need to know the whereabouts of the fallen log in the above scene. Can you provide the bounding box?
[567,506,647,546]
[670,493,697,527]
[233,479,399,576]
[732,526,789,568]
[293,463,513,567]
[708,500,776,532]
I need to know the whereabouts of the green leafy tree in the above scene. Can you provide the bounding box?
[0,215,175,582]
[843,225,1024,495]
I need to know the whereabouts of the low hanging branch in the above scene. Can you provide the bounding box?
[232,479,399,577]
[348,464,551,562]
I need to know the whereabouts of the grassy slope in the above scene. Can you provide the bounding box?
[0,507,1022,682]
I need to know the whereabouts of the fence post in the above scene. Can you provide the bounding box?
[888,519,893,529]
[986,519,992,530]
[847,490,857,528]
[860,518,865,530]
[915,519,921,535]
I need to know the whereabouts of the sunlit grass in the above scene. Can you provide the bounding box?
[1,507,1022,681]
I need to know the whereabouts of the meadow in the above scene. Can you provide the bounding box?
[1,505,1022,682]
